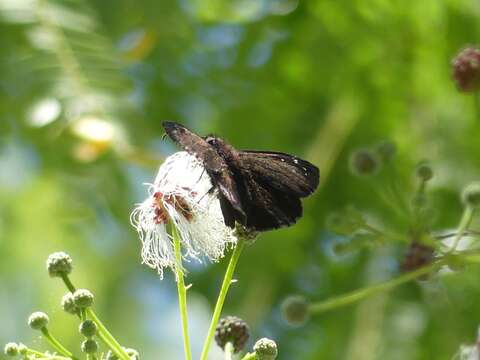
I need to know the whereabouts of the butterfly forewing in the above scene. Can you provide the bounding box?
[162,121,245,218]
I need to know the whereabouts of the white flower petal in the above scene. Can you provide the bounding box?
[131,151,237,278]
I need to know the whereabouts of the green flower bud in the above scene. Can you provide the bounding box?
[61,292,79,315]
[416,162,433,182]
[17,344,27,355]
[462,182,480,208]
[4,343,19,357]
[46,252,73,278]
[253,338,278,360]
[281,295,310,326]
[73,289,94,308]
[81,339,98,354]
[28,312,49,330]
[215,316,250,353]
[79,320,97,337]
[349,149,380,177]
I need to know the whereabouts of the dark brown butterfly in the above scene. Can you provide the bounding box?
[162,121,319,232]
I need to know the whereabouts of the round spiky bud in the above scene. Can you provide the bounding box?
[28,312,49,330]
[79,320,97,338]
[349,149,379,177]
[61,292,79,315]
[254,338,278,360]
[416,162,433,182]
[46,252,73,278]
[73,289,94,308]
[81,339,98,354]
[452,47,480,92]
[281,295,310,326]
[17,344,27,356]
[125,348,140,359]
[375,140,397,163]
[4,343,19,357]
[400,241,434,273]
[215,316,250,353]
[462,182,480,208]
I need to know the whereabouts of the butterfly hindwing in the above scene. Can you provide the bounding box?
[239,171,303,230]
[238,150,319,198]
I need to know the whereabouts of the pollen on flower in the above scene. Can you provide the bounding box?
[131,151,237,278]
[152,191,196,223]
[152,191,169,224]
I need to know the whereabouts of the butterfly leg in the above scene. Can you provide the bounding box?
[196,185,217,204]
[195,167,207,185]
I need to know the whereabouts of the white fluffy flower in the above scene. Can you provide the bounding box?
[456,344,480,360]
[131,151,237,278]
[453,327,480,360]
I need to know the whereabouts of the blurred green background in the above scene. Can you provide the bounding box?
[2,0,480,359]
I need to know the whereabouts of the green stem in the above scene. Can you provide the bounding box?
[80,309,86,321]
[361,223,384,236]
[372,186,408,220]
[362,223,405,243]
[40,327,77,359]
[241,353,257,360]
[448,206,475,253]
[200,239,245,360]
[85,308,131,360]
[474,91,480,120]
[26,348,48,357]
[61,274,76,293]
[387,166,410,215]
[224,342,234,360]
[26,348,71,359]
[309,261,440,315]
[172,226,192,360]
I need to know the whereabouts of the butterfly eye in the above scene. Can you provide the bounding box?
[206,136,217,145]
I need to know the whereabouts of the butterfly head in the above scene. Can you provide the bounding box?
[205,135,236,160]
[204,134,220,144]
